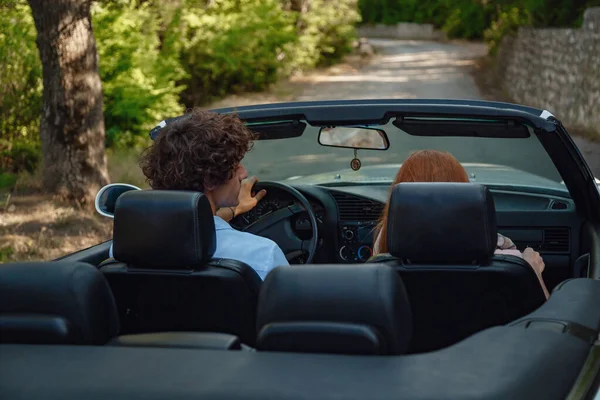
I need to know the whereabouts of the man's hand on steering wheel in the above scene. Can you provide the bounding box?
[219,179,318,264]
[216,176,266,222]
[236,176,267,215]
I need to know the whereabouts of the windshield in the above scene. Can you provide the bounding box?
[243,118,563,188]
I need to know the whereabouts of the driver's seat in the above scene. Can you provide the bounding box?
[99,190,262,346]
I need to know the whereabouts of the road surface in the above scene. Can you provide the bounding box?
[241,39,582,183]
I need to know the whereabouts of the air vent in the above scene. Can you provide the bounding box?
[542,228,570,252]
[550,200,568,210]
[329,191,384,221]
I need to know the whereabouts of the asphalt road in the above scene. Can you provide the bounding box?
[242,39,562,183]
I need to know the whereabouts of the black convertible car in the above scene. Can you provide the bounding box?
[1,99,600,400]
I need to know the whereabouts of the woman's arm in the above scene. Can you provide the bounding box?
[373,231,383,255]
[522,247,550,299]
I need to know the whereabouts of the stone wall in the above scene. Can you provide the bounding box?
[495,8,600,135]
[357,23,446,40]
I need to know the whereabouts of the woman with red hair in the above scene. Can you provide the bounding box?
[373,149,549,298]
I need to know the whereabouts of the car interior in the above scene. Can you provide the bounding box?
[2,181,600,399]
[2,100,600,399]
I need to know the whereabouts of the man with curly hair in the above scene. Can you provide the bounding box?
[111,108,289,279]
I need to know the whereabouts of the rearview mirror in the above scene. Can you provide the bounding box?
[318,126,389,150]
[95,183,141,218]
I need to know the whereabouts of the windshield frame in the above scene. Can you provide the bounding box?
[152,99,600,223]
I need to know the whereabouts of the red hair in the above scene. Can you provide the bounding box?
[374,150,469,254]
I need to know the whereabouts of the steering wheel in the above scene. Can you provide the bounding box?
[242,181,319,264]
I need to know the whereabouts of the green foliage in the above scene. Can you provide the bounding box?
[484,7,532,55]
[180,0,297,105]
[483,0,600,54]
[442,1,489,40]
[283,0,361,73]
[0,0,42,172]
[0,246,15,264]
[358,0,488,38]
[1,0,360,167]
[358,0,600,41]
[0,139,41,174]
[93,1,186,148]
[519,0,600,27]
[0,173,18,190]
[359,0,449,26]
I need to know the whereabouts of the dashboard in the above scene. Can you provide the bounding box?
[230,183,582,290]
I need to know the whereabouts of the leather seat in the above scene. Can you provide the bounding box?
[371,182,546,353]
[0,261,119,345]
[109,332,245,350]
[256,264,412,355]
[100,190,262,345]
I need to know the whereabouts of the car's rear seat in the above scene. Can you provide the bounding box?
[0,261,245,350]
[0,261,120,345]
[255,263,413,355]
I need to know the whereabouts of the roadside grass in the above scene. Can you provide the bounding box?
[0,149,142,263]
[107,148,150,188]
[0,193,113,263]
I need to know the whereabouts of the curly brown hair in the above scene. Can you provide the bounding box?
[139,108,255,192]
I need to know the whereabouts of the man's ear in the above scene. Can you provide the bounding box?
[203,180,215,193]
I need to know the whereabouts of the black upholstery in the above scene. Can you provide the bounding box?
[102,190,262,345]
[387,182,497,264]
[0,324,591,400]
[109,332,243,350]
[0,261,119,345]
[113,190,216,268]
[373,183,546,353]
[256,264,412,355]
[101,259,261,345]
[510,277,600,343]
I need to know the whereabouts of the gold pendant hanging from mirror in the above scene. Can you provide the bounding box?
[351,148,361,171]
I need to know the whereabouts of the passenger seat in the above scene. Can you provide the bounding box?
[370,182,546,353]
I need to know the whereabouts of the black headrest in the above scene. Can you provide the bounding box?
[256,264,412,355]
[113,190,216,269]
[386,182,497,264]
[0,262,119,345]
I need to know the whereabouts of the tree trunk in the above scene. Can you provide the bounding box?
[290,0,310,13]
[281,0,310,13]
[28,0,110,206]
[282,0,310,30]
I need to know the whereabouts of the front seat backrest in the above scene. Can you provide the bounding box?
[0,261,119,345]
[379,182,546,353]
[100,190,262,345]
[256,264,412,355]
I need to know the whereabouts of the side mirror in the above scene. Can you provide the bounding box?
[95,183,141,218]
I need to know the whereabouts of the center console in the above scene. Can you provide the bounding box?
[338,221,377,263]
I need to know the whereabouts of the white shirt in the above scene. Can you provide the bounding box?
[211,216,289,280]
[108,216,289,280]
